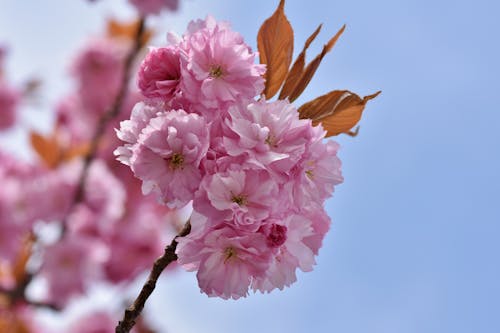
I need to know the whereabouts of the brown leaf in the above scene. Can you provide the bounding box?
[30,131,90,169]
[288,25,346,102]
[279,24,322,100]
[30,131,61,169]
[257,0,294,98]
[299,90,381,137]
[107,18,152,46]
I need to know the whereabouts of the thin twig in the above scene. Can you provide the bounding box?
[61,17,146,234]
[116,222,191,333]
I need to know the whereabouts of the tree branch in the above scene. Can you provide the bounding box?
[115,222,191,333]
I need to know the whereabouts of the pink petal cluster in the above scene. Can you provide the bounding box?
[116,16,343,299]
[71,38,126,113]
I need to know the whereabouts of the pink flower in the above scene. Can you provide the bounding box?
[41,236,105,306]
[71,38,125,113]
[0,82,19,130]
[138,46,181,100]
[129,0,179,15]
[177,223,271,299]
[179,16,265,114]
[224,99,312,175]
[195,168,279,231]
[130,109,209,208]
[55,94,97,143]
[104,199,170,283]
[252,214,316,293]
[289,125,343,206]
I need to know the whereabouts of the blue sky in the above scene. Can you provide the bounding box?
[1,0,499,332]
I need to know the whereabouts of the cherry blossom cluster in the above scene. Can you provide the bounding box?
[116,16,343,299]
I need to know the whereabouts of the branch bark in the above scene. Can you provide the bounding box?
[115,222,191,333]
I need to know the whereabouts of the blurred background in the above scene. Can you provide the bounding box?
[1,0,499,332]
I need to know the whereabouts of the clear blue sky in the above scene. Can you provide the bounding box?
[1,0,499,332]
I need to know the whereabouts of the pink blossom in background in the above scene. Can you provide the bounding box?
[129,0,179,15]
[0,82,19,130]
[104,198,170,282]
[71,38,126,113]
[41,236,106,306]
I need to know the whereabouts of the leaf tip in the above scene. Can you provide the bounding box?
[278,0,286,11]
[364,90,382,102]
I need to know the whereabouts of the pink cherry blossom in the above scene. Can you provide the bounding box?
[177,223,271,299]
[194,168,279,231]
[104,199,170,282]
[224,99,312,175]
[289,125,344,206]
[138,46,181,100]
[41,236,105,306]
[179,16,265,114]
[252,213,316,293]
[71,38,126,113]
[129,109,209,208]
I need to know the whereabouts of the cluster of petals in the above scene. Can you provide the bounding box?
[116,16,343,299]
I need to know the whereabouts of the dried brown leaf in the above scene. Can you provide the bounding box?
[30,131,61,169]
[257,0,294,98]
[288,25,346,102]
[107,18,152,47]
[279,24,322,100]
[30,131,90,169]
[299,90,381,137]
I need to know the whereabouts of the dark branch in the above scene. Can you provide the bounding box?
[61,17,146,234]
[115,222,191,333]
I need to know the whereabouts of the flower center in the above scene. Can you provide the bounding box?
[305,170,314,180]
[224,247,237,263]
[168,153,184,170]
[231,194,247,206]
[265,134,278,148]
[209,65,223,78]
